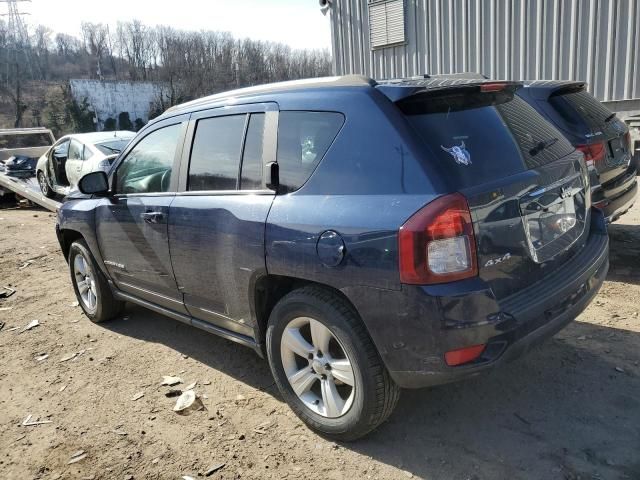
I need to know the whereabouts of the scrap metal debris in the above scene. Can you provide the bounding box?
[21,414,52,426]
[131,391,144,401]
[0,286,15,298]
[161,375,183,386]
[185,381,197,391]
[60,352,79,362]
[173,390,205,415]
[35,353,49,362]
[68,450,87,464]
[18,260,33,270]
[204,463,226,476]
[20,319,39,332]
[0,321,4,331]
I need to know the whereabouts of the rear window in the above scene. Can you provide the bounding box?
[548,88,613,129]
[277,111,344,193]
[400,88,574,186]
[0,132,53,149]
[95,139,131,156]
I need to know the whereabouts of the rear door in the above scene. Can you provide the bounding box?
[169,103,277,337]
[399,85,590,300]
[95,116,189,313]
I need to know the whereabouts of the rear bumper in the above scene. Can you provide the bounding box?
[594,168,638,222]
[349,209,609,389]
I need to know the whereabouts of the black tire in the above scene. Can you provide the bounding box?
[68,239,123,323]
[37,171,54,198]
[266,286,400,441]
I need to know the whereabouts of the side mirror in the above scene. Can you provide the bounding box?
[78,171,109,196]
[265,162,279,191]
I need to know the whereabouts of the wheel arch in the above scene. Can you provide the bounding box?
[252,275,367,351]
[58,228,84,262]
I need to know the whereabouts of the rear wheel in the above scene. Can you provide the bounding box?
[68,239,123,323]
[266,286,400,441]
[37,171,54,198]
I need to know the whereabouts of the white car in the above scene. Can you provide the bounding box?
[36,131,135,197]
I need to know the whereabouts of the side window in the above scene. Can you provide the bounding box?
[52,139,69,160]
[277,111,344,193]
[188,114,246,191]
[68,139,83,161]
[115,123,181,194]
[240,113,265,190]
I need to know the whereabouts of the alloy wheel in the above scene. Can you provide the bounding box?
[73,253,98,312]
[280,316,355,418]
[38,172,49,195]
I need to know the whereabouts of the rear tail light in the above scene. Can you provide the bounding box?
[399,193,478,284]
[576,142,606,168]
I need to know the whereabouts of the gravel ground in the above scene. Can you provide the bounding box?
[0,196,639,480]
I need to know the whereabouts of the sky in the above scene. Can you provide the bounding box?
[20,0,332,50]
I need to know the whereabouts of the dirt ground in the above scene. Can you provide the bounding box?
[1,197,639,480]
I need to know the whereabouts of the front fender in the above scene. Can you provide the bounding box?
[57,198,111,279]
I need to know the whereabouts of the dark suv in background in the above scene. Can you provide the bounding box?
[518,81,637,222]
[57,76,608,440]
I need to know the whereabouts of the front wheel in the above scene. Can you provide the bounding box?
[266,286,400,441]
[37,171,54,198]
[68,239,123,323]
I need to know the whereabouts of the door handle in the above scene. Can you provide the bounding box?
[140,211,165,224]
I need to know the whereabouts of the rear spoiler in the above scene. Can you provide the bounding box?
[522,81,586,99]
[376,80,523,103]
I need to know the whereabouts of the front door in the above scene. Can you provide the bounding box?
[65,139,85,188]
[48,138,70,189]
[169,105,277,336]
[96,118,189,313]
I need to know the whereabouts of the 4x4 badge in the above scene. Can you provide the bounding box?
[441,141,471,166]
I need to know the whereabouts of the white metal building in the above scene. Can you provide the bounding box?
[321,0,640,115]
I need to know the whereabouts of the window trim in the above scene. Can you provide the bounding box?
[177,102,278,195]
[109,114,190,197]
[68,138,83,161]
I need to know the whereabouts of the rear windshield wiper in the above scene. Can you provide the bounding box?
[529,137,559,156]
[604,113,616,122]
[99,145,121,153]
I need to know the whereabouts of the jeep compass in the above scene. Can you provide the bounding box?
[56,76,609,440]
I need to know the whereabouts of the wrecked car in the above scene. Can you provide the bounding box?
[36,131,135,198]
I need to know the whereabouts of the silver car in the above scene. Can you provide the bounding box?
[36,131,135,197]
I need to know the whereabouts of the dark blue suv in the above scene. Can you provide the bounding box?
[57,76,609,440]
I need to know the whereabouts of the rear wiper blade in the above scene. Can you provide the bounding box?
[529,137,559,156]
[604,113,616,122]
[100,145,120,153]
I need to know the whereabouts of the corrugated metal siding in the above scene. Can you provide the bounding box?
[329,0,640,102]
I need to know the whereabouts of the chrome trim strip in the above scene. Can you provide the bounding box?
[118,281,183,305]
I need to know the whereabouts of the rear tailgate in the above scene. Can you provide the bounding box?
[548,87,632,184]
[394,82,590,300]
